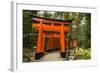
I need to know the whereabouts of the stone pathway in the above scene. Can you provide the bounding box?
[42,51,62,61]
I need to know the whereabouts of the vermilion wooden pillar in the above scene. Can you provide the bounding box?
[51,37,54,50]
[50,37,52,50]
[47,38,50,50]
[60,23,66,58]
[35,21,43,59]
[46,37,50,51]
[53,38,55,49]
[41,32,45,53]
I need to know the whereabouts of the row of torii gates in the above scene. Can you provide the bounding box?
[32,15,77,60]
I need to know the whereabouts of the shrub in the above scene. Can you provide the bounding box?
[75,48,91,60]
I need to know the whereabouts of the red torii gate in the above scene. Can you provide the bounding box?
[32,15,72,60]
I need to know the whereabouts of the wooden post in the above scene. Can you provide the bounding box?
[41,32,45,53]
[51,37,53,50]
[50,37,52,50]
[47,38,50,50]
[51,37,52,50]
[35,21,43,59]
[47,37,50,51]
[60,23,66,58]
[48,38,50,50]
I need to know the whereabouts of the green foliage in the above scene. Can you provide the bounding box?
[23,10,37,33]
[23,10,38,49]
[78,13,91,48]
[75,48,91,59]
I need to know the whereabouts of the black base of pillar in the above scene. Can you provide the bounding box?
[60,52,66,58]
[40,52,44,57]
[65,48,67,50]
[35,52,44,60]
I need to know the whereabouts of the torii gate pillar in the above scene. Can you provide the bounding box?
[60,23,66,58]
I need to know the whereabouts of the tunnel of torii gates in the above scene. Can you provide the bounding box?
[32,15,73,60]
